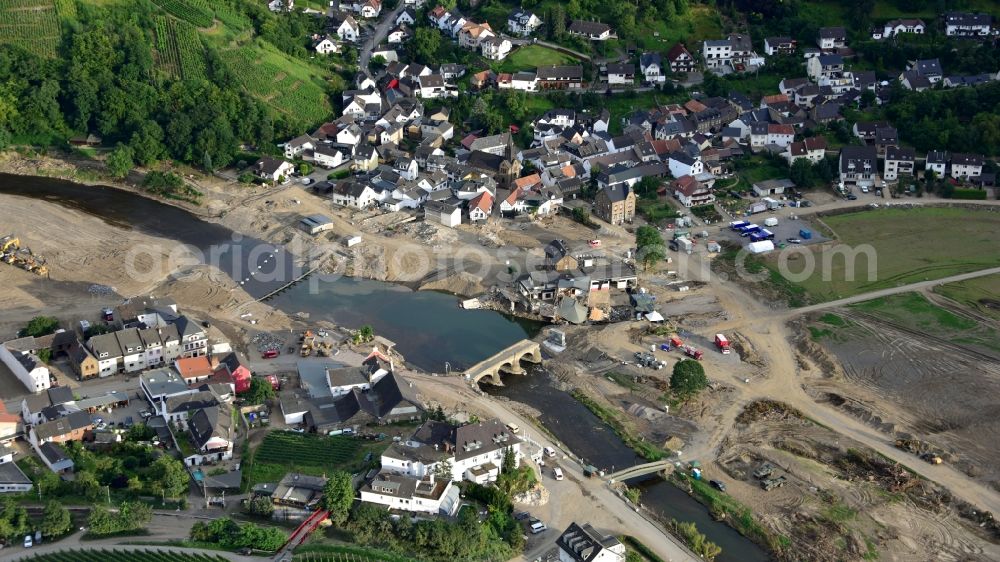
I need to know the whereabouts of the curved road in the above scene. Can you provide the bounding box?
[359,3,407,69]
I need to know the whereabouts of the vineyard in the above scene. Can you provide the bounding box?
[219,45,331,125]
[151,0,213,28]
[294,545,422,562]
[245,430,366,487]
[153,16,206,80]
[0,0,62,57]
[24,549,231,562]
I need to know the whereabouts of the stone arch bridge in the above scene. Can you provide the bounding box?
[464,340,542,385]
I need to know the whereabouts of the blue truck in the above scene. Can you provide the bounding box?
[739,224,761,237]
[730,220,749,231]
[750,229,775,242]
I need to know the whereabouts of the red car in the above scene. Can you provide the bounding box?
[262,349,279,359]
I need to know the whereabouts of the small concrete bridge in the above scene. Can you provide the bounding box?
[607,460,672,482]
[465,340,542,385]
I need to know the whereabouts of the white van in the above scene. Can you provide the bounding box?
[543,446,556,458]
[505,423,520,434]
[553,467,564,480]
[530,521,547,534]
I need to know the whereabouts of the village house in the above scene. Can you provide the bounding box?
[556,523,626,562]
[285,134,315,159]
[536,65,584,89]
[333,181,379,209]
[638,52,665,84]
[424,200,462,227]
[396,7,416,26]
[817,26,847,50]
[883,146,916,182]
[874,126,898,157]
[254,473,328,513]
[360,471,461,515]
[606,63,635,86]
[0,453,32,493]
[175,356,215,385]
[160,390,220,425]
[312,34,340,55]
[784,136,827,165]
[329,12,360,42]
[593,184,636,225]
[185,404,235,466]
[381,419,522,484]
[254,157,295,183]
[68,343,99,380]
[764,36,796,55]
[480,36,513,60]
[0,338,52,393]
[507,8,542,36]
[950,153,984,179]
[468,191,493,221]
[702,34,762,72]
[544,240,578,272]
[664,43,695,74]
[140,368,194,408]
[458,21,494,48]
[29,411,93,448]
[839,145,879,188]
[873,18,925,39]
[925,150,949,178]
[568,20,613,41]
[752,178,796,197]
[668,152,704,178]
[353,0,382,18]
[944,12,992,38]
[672,175,714,207]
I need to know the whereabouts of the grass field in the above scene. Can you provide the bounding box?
[219,42,331,125]
[764,207,1000,303]
[851,292,1000,353]
[934,274,1000,322]
[243,431,384,489]
[23,549,230,561]
[636,4,723,51]
[0,0,62,57]
[497,45,579,72]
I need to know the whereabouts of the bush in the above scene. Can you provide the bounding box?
[21,316,59,337]
[87,501,151,536]
[190,517,286,552]
[949,188,987,200]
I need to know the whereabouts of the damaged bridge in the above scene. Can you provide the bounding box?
[464,340,542,385]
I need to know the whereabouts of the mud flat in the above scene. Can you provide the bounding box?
[798,298,1000,490]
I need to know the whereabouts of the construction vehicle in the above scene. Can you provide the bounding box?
[761,476,787,491]
[299,330,315,357]
[752,463,775,479]
[0,235,48,276]
[920,453,943,465]
[682,345,703,360]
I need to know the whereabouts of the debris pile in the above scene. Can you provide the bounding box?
[252,332,284,353]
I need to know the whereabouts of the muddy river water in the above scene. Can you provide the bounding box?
[0,174,771,561]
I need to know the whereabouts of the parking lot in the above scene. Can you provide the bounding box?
[715,214,829,247]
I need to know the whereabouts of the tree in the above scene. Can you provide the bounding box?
[353,325,374,344]
[150,455,189,498]
[37,348,52,364]
[21,316,59,337]
[572,207,591,225]
[203,150,214,172]
[671,359,708,398]
[0,498,29,542]
[246,495,275,517]
[106,144,134,179]
[40,501,72,538]
[789,158,817,189]
[322,470,354,525]
[412,27,441,62]
[432,458,454,481]
[244,377,276,405]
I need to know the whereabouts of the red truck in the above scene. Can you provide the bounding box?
[715,334,731,354]
[682,346,703,360]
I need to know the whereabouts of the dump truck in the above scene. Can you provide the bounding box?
[752,463,775,479]
[714,334,731,354]
[669,335,684,348]
[761,476,787,491]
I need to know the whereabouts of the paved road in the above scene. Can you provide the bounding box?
[359,3,407,69]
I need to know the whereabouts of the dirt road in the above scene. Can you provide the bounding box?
[679,256,1000,516]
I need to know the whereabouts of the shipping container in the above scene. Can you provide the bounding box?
[763,217,778,227]
[799,229,813,239]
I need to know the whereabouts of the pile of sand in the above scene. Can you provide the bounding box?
[419,271,486,297]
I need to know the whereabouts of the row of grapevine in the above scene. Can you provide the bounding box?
[151,0,213,28]
[153,15,181,78]
[53,0,74,19]
[26,548,230,562]
[0,0,60,57]
[173,19,206,80]
[254,431,359,466]
[213,3,250,31]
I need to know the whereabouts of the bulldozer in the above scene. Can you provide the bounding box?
[0,236,19,253]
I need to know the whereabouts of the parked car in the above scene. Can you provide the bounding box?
[262,349,279,359]
[786,238,802,244]
[709,479,727,492]
[553,467,564,481]
[514,511,530,521]
[847,194,858,200]
[23,535,32,548]
[530,521,547,534]
[543,446,556,458]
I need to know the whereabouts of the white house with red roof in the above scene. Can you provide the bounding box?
[468,191,493,221]
[672,175,715,207]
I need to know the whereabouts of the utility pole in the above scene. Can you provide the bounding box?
[106,485,111,505]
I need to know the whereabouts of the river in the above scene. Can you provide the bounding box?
[487,367,772,562]
[0,174,771,560]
